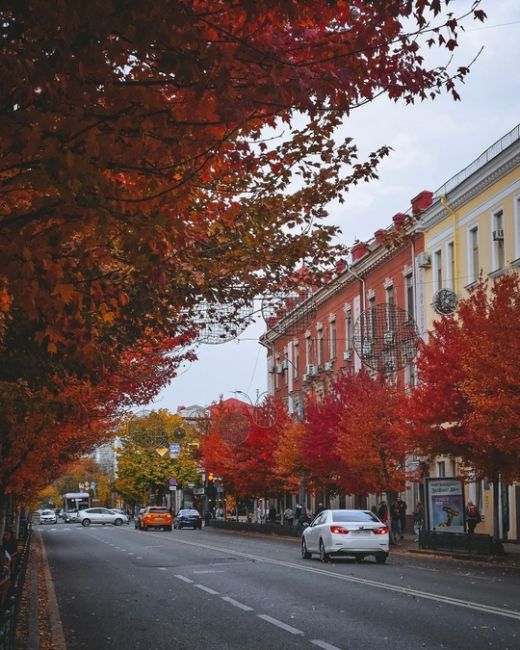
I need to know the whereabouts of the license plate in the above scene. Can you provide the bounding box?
[352,530,370,536]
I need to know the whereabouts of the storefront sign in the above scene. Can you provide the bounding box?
[425,478,465,533]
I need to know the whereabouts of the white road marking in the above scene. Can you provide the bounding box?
[195,584,220,595]
[221,596,253,611]
[310,640,343,650]
[257,614,303,635]
[174,575,193,583]
[406,565,439,572]
[158,567,167,571]
[159,535,520,622]
[193,570,225,574]
[136,556,143,559]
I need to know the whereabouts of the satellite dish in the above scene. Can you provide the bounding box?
[432,288,458,315]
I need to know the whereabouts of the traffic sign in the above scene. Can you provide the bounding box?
[168,486,177,492]
[170,443,181,459]
[168,478,177,486]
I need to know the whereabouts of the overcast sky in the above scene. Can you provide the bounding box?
[146,0,520,414]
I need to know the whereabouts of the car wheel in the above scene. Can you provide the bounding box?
[319,539,329,563]
[301,538,311,559]
[375,553,388,564]
[197,524,202,530]
[82,519,91,527]
[142,525,147,531]
[114,518,123,526]
[166,526,172,531]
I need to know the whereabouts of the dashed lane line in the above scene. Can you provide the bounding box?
[257,614,304,635]
[310,640,343,650]
[174,574,193,583]
[221,596,254,612]
[195,584,220,595]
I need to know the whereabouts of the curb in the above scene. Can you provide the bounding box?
[35,531,67,650]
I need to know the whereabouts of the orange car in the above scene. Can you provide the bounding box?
[136,506,172,531]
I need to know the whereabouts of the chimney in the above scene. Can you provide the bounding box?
[374,229,387,245]
[392,213,407,228]
[335,259,348,274]
[411,190,433,215]
[351,241,369,262]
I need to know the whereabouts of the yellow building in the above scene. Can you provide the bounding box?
[416,123,520,540]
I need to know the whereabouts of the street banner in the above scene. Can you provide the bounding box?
[425,477,465,533]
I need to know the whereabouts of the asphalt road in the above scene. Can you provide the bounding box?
[41,523,520,650]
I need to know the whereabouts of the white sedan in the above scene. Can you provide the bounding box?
[301,509,389,564]
[77,508,129,527]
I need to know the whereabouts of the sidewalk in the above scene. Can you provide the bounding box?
[391,532,520,569]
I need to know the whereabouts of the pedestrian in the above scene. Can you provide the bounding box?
[268,505,277,523]
[283,506,294,526]
[377,501,388,524]
[397,498,407,539]
[390,499,401,542]
[413,501,424,541]
[465,501,481,535]
[1,529,17,557]
[370,505,378,517]
[295,503,302,521]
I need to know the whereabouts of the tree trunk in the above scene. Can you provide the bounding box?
[492,477,500,540]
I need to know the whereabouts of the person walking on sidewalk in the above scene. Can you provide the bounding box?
[390,499,401,543]
[397,498,407,540]
[413,501,425,541]
[466,501,481,534]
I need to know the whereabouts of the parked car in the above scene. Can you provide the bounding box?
[301,509,389,564]
[39,509,57,525]
[136,507,172,531]
[174,509,202,530]
[63,511,80,523]
[77,508,129,527]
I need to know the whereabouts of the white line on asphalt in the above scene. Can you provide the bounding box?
[174,575,193,583]
[310,640,343,650]
[193,570,225,574]
[158,567,167,571]
[158,535,520,622]
[195,584,220,595]
[136,556,143,559]
[406,565,439,572]
[221,596,254,611]
[257,614,304,635]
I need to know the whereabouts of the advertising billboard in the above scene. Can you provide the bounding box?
[425,478,465,533]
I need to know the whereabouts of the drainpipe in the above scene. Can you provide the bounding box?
[346,265,366,313]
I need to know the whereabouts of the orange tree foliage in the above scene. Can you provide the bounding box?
[406,275,520,486]
[0,1,485,497]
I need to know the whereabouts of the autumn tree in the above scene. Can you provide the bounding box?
[114,410,200,507]
[0,1,486,501]
[407,274,520,537]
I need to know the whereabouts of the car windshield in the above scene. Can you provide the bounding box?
[41,510,54,515]
[181,510,199,515]
[148,508,168,513]
[331,510,379,523]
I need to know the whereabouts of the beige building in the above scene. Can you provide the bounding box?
[416,123,520,540]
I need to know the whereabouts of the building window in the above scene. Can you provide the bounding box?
[492,209,505,270]
[317,328,324,366]
[345,310,353,351]
[405,274,414,321]
[434,248,442,291]
[447,241,455,289]
[515,196,520,261]
[385,284,394,331]
[329,320,337,360]
[305,335,312,366]
[293,344,299,378]
[368,296,377,338]
[469,226,479,283]
[437,461,446,478]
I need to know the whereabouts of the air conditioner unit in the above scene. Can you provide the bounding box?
[324,361,334,371]
[493,229,504,241]
[305,364,317,376]
[302,373,310,382]
[383,331,395,346]
[275,363,284,374]
[417,252,432,268]
[362,341,373,356]
[343,350,352,361]
[281,359,289,370]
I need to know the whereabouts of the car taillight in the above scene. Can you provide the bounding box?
[373,526,388,535]
[330,525,349,535]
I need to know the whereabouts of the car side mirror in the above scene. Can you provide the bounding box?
[302,522,309,529]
